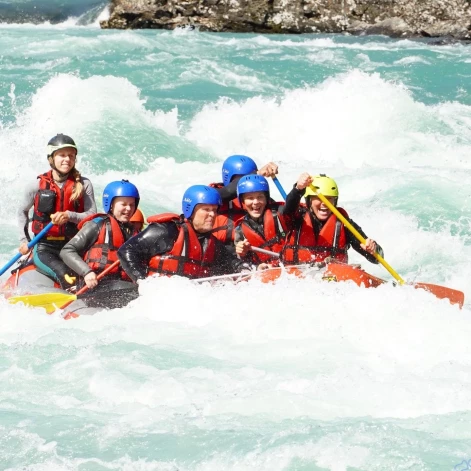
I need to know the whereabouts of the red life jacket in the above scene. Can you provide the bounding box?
[237,204,288,263]
[79,213,135,280]
[212,199,246,244]
[283,207,349,264]
[147,213,218,279]
[32,170,85,240]
[208,182,245,244]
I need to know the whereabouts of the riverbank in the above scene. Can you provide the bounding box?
[100,0,471,40]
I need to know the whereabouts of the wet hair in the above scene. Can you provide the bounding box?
[69,168,83,202]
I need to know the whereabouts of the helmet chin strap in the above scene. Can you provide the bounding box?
[48,156,71,180]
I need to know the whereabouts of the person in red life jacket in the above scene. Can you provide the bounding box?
[17,134,97,289]
[283,174,384,265]
[234,173,309,267]
[210,155,279,245]
[59,180,140,308]
[129,208,146,233]
[117,185,252,282]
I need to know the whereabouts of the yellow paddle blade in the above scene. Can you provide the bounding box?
[9,292,77,314]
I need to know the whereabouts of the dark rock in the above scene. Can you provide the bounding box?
[100,0,471,40]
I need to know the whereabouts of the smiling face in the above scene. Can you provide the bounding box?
[51,147,77,175]
[191,204,218,233]
[111,197,137,223]
[241,191,267,220]
[309,195,337,221]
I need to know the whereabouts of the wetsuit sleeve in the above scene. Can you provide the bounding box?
[117,222,179,283]
[346,218,384,264]
[60,220,103,277]
[17,181,38,243]
[216,175,243,203]
[280,184,304,216]
[67,178,97,224]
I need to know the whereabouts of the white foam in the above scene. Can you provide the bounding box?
[1,27,471,471]
[0,73,181,222]
[394,55,432,65]
[1,274,469,426]
[186,69,471,170]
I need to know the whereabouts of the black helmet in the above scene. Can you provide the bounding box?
[46,134,77,158]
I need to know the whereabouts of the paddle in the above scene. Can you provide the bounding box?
[197,248,284,283]
[272,176,287,200]
[0,222,54,277]
[273,177,464,306]
[196,272,254,283]
[9,260,121,314]
[308,185,465,308]
[251,246,281,258]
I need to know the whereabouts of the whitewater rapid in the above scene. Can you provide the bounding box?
[1,21,470,471]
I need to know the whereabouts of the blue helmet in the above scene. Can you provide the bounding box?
[222,155,257,186]
[102,180,140,214]
[237,174,270,202]
[182,185,222,219]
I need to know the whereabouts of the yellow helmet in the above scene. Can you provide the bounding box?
[304,174,339,198]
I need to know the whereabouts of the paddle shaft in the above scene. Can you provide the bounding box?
[272,176,287,200]
[196,272,252,283]
[272,178,463,306]
[76,260,121,296]
[251,246,280,258]
[59,260,122,310]
[314,189,464,305]
[0,222,55,277]
[273,177,405,284]
[8,260,124,314]
[197,249,280,283]
[313,191,406,285]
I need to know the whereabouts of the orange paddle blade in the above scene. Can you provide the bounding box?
[412,282,464,308]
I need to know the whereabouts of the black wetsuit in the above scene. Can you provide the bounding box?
[34,240,78,289]
[117,220,250,283]
[60,217,138,308]
[214,176,240,203]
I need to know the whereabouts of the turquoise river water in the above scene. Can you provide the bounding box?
[0,5,471,471]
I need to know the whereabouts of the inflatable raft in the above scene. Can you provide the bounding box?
[241,261,387,288]
[193,260,387,289]
[2,258,463,318]
[2,262,138,318]
[198,260,463,308]
[246,261,463,307]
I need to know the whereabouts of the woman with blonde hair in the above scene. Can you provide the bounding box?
[17,134,96,288]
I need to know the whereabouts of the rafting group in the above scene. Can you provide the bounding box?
[1,133,464,316]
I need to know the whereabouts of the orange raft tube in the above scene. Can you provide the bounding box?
[251,262,463,307]
[253,261,386,288]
